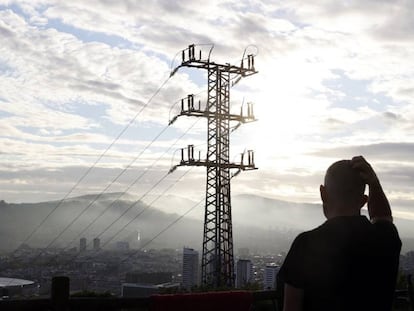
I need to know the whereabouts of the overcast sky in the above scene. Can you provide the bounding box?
[1,1,414,220]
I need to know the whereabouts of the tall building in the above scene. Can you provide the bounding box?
[182,247,199,290]
[80,237,87,252]
[93,238,100,251]
[263,264,280,290]
[236,259,253,288]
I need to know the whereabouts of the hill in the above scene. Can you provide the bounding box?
[1,193,413,253]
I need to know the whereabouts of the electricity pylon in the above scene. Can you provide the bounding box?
[170,44,257,288]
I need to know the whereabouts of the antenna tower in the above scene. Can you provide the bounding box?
[170,44,257,287]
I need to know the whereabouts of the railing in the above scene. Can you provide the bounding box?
[1,275,413,311]
[0,276,278,311]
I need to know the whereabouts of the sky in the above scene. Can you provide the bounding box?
[1,1,414,220]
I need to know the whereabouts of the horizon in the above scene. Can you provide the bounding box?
[3,192,414,237]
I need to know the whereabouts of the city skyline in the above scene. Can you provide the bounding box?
[0,1,413,222]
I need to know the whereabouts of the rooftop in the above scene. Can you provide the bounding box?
[0,278,34,288]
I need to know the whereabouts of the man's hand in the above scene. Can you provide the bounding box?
[350,155,379,186]
[351,155,392,222]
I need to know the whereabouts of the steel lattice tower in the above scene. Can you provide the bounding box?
[170,44,257,287]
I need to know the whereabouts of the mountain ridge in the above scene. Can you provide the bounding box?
[1,193,413,253]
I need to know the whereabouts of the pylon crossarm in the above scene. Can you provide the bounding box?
[181,61,257,76]
[170,111,252,125]
[175,160,256,170]
[170,43,257,81]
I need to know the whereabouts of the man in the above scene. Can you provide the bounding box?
[277,156,401,311]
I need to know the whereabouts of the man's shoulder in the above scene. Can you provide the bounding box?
[372,219,402,247]
[301,220,332,237]
[289,227,323,249]
[292,230,313,243]
[298,216,372,242]
[289,216,401,247]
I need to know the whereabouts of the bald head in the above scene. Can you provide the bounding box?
[324,160,366,209]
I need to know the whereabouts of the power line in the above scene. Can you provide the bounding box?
[12,74,172,253]
[40,124,171,251]
[28,112,199,267]
[61,119,200,251]
[5,74,173,288]
[89,170,170,245]
[28,98,202,269]
[100,167,193,249]
[55,167,195,267]
[120,197,203,265]
[118,153,248,266]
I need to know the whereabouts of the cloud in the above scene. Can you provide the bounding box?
[310,142,414,162]
[0,7,199,125]
[1,0,414,208]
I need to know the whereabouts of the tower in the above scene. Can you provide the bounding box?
[236,259,254,288]
[170,44,257,287]
[80,237,87,252]
[182,247,199,290]
[264,264,280,290]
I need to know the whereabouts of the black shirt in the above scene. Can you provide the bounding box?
[278,216,401,311]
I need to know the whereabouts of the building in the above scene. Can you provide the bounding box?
[182,247,199,290]
[0,277,37,298]
[236,259,253,288]
[263,264,280,290]
[125,230,141,249]
[80,237,87,252]
[93,238,100,251]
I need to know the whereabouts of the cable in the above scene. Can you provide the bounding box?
[5,74,172,286]
[35,122,199,267]
[118,162,247,266]
[61,119,200,251]
[10,74,175,279]
[28,51,205,265]
[100,167,193,249]
[241,44,259,62]
[12,74,172,253]
[120,197,204,265]
[56,167,195,267]
[40,124,171,251]
[30,168,171,267]
[87,170,170,245]
[30,115,189,264]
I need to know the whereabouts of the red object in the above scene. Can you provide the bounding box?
[150,291,253,311]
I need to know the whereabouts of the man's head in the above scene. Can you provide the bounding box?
[320,159,367,219]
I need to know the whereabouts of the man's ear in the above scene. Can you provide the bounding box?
[320,185,327,203]
[320,185,329,219]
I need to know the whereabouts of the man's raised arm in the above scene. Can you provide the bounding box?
[351,156,392,223]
